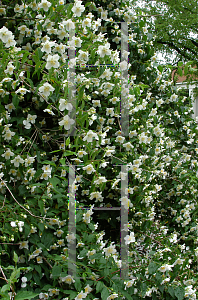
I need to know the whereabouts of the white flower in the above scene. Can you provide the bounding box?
[4,62,15,75]
[25,155,36,167]
[120,196,133,210]
[19,241,29,250]
[83,130,98,143]
[23,120,31,129]
[97,42,111,57]
[15,88,30,95]
[18,221,24,232]
[100,69,113,80]
[5,103,15,112]
[119,60,128,71]
[115,135,125,144]
[82,18,91,28]
[11,155,24,167]
[39,83,55,98]
[58,115,75,130]
[71,1,85,17]
[101,10,108,20]
[48,288,59,296]
[84,284,92,294]
[104,244,117,258]
[107,294,118,300]
[39,292,49,299]
[77,150,87,158]
[0,26,13,43]
[38,0,51,11]
[3,130,15,141]
[158,264,173,273]
[45,54,60,70]
[21,276,27,288]
[42,164,52,174]
[63,19,75,31]
[59,98,73,111]
[60,275,75,284]
[41,41,55,54]
[10,221,17,227]
[82,164,95,174]
[74,291,87,300]
[43,109,55,115]
[124,231,135,244]
[36,256,43,264]
[2,148,14,160]
[32,248,42,256]
[123,142,133,151]
[54,229,64,237]
[66,233,76,243]
[77,50,89,63]
[21,276,27,283]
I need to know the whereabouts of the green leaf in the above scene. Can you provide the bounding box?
[184,65,189,76]
[66,3,74,18]
[79,249,88,258]
[33,264,41,274]
[158,65,163,73]
[42,160,56,166]
[40,231,54,248]
[63,150,76,156]
[10,268,20,281]
[74,277,82,292]
[168,286,175,298]
[121,291,133,300]
[178,61,183,67]
[13,251,18,263]
[26,78,34,90]
[186,61,194,66]
[101,286,109,300]
[37,222,44,232]
[52,265,62,278]
[1,283,10,293]
[96,281,104,293]
[15,291,40,300]
[66,137,70,146]
[21,51,30,64]
[141,282,147,296]
[2,52,9,66]
[49,177,60,187]
[12,94,19,108]
[148,262,158,274]
[99,256,106,265]
[175,287,185,300]
[177,67,183,77]
[78,85,86,100]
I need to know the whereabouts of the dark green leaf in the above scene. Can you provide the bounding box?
[52,265,62,278]
[175,287,185,300]
[148,262,158,274]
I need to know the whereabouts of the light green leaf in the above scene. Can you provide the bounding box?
[1,283,10,293]
[13,251,18,263]
[15,291,40,300]
[178,61,183,67]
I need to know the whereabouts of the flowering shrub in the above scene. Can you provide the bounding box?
[0,0,198,300]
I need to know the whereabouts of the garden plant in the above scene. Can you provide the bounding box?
[0,0,198,299]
